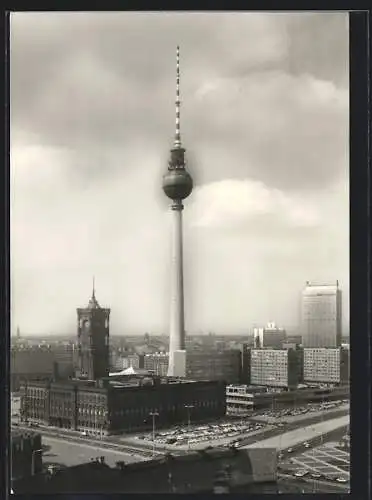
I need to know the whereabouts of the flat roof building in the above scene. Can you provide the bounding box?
[301,281,342,348]
[226,384,267,416]
[144,353,169,377]
[20,375,226,435]
[303,348,349,384]
[250,349,302,390]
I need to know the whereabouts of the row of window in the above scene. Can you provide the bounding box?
[24,390,107,405]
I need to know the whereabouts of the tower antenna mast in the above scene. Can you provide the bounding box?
[174,45,182,148]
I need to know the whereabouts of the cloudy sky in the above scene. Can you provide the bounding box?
[10,12,349,336]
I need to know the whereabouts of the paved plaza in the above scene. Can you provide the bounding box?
[41,436,147,469]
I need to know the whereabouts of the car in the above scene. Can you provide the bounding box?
[80,431,88,436]
[304,442,311,448]
[310,472,321,479]
[336,477,348,483]
[294,470,308,477]
[287,448,293,453]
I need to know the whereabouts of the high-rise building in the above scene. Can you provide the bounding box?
[250,349,302,389]
[253,323,286,348]
[162,47,193,377]
[301,281,342,348]
[303,347,349,384]
[76,283,110,380]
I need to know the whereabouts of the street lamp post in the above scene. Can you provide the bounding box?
[149,411,159,457]
[31,449,43,476]
[184,405,194,451]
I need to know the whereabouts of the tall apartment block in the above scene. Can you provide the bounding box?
[303,348,349,384]
[250,348,303,390]
[301,281,342,348]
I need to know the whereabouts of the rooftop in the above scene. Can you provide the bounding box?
[14,447,277,493]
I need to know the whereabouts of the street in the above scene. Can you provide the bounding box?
[244,414,349,450]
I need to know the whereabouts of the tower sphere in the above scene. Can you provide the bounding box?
[163,168,193,200]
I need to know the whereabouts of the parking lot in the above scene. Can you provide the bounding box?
[279,441,349,484]
[251,399,349,424]
[135,420,272,449]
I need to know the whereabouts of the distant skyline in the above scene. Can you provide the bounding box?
[11,12,349,336]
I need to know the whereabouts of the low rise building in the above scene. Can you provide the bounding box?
[226,385,267,416]
[143,353,169,376]
[122,354,145,370]
[303,348,349,384]
[250,349,302,389]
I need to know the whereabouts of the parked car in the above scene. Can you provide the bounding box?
[294,469,308,477]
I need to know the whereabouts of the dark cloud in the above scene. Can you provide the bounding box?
[11,12,348,190]
[10,12,349,334]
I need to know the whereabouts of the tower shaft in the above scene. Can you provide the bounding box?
[168,202,185,376]
[163,46,192,378]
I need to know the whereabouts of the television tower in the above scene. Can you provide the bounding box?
[162,46,193,377]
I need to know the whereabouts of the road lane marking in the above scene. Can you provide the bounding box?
[293,455,347,476]
[305,448,349,464]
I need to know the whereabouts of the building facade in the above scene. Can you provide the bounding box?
[76,288,110,380]
[20,376,226,435]
[226,385,267,416]
[186,349,241,383]
[253,323,286,349]
[250,349,302,389]
[303,348,349,384]
[301,282,342,348]
[144,353,169,376]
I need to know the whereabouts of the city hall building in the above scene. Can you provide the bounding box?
[20,290,226,434]
[20,376,226,435]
